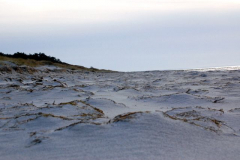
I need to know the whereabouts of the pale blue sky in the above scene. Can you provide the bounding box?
[0,0,240,71]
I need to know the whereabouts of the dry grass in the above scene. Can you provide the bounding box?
[0,55,42,67]
[0,55,114,72]
[111,112,143,123]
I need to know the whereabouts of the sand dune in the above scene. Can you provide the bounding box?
[1,66,240,159]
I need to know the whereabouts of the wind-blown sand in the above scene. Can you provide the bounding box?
[1,67,240,160]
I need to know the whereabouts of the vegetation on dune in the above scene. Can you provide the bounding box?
[0,52,62,63]
[0,52,114,72]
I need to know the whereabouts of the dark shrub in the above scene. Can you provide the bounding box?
[0,52,62,64]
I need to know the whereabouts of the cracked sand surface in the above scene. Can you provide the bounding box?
[1,68,240,159]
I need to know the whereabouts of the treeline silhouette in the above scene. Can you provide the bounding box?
[0,52,63,64]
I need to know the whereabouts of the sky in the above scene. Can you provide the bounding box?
[0,0,240,71]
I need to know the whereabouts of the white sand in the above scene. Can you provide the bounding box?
[0,67,240,159]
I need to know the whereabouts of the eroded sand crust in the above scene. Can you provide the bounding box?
[1,67,240,159]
